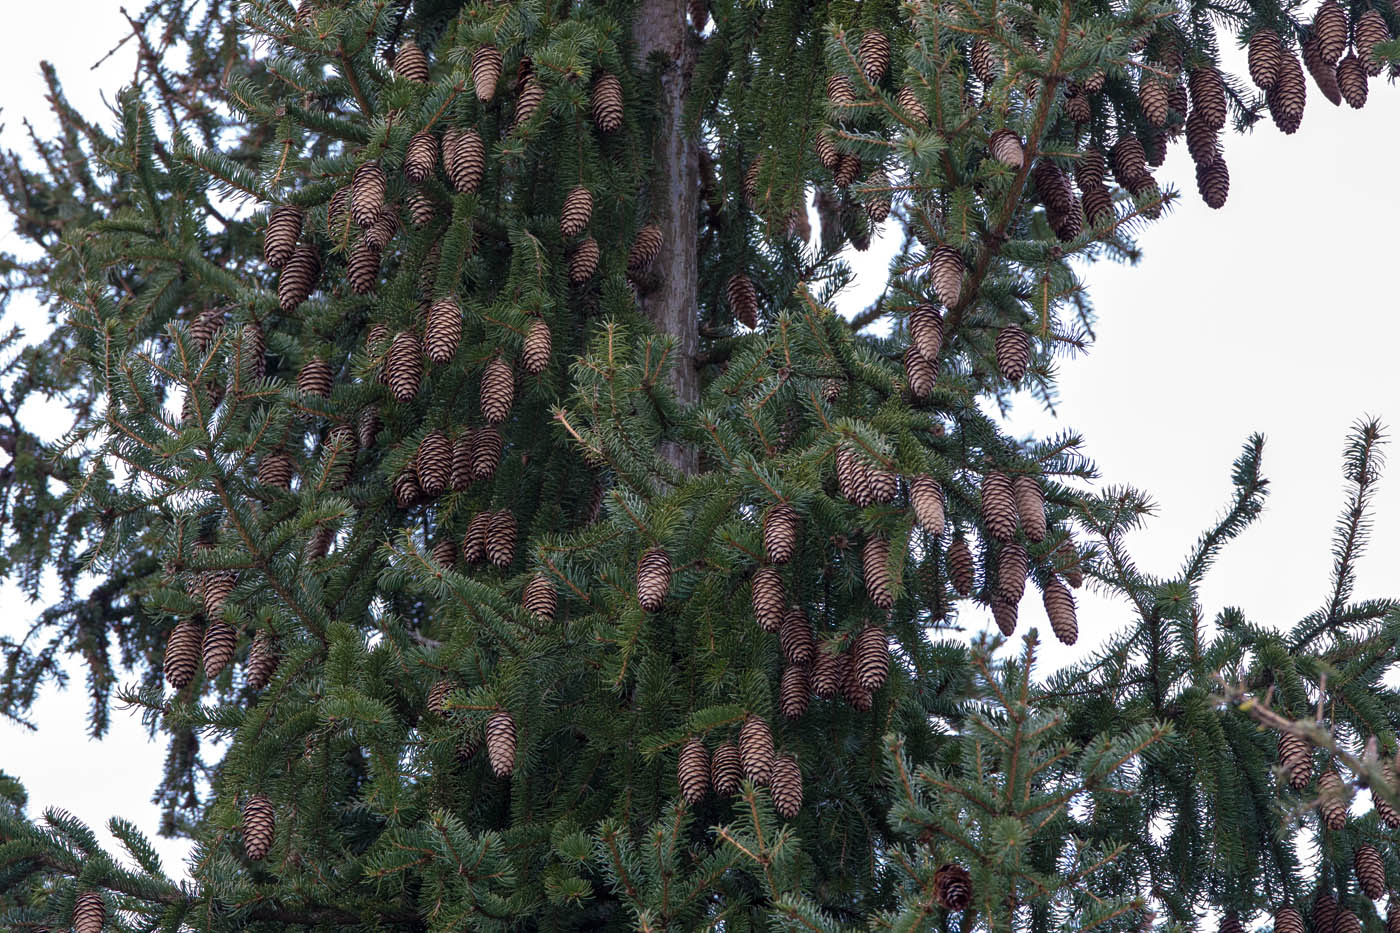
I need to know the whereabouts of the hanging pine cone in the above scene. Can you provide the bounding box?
[1063,84,1092,123]
[263,205,304,269]
[1337,54,1368,108]
[853,624,889,691]
[858,29,891,83]
[1012,476,1046,543]
[739,715,774,785]
[415,431,451,496]
[427,677,455,717]
[905,346,935,400]
[1032,159,1075,215]
[1110,135,1148,187]
[1388,900,1400,933]
[996,543,1028,603]
[351,161,386,228]
[969,38,998,84]
[1315,893,1339,933]
[637,547,672,611]
[711,743,741,795]
[981,471,1018,542]
[1126,173,1163,218]
[1044,577,1078,645]
[164,619,201,689]
[836,445,873,506]
[727,274,758,328]
[486,510,516,568]
[1188,67,1227,129]
[836,649,871,711]
[1138,76,1169,126]
[1049,200,1083,243]
[814,130,840,170]
[403,187,435,225]
[1374,761,1400,827]
[1185,111,1220,167]
[896,85,929,125]
[1337,912,1361,933]
[1318,769,1348,830]
[627,224,664,276]
[677,738,710,804]
[297,357,333,400]
[752,567,785,632]
[862,536,894,610]
[770,754,803,818]
[346,238,380,295]
[235,321,266,384]
[513,75,545,131]
[422,297,462,365]
[479,356,515,424]
[1313,0,1348,62]
[258,451,295,489]
[780,608,815,666]
[1277,730,1313,790]
[246,629,278,690]
[1356,843,1386,898]
[357,406,382,450]
[404,132,438,184]
[524,574,557,622]
[690,0,707,28]
[522,319,552,375]
[947,536,976,596]
[988,129,1024,168]
[869,466,897,504]
[393,39,430,82]
[431,537,457,569]
[203,570,235,619]
[933,863,972,911]
[471,44,502,101]
[367,205,400,250]
[995,325,1031,383]
[326,185,350,235]
[278,244,320,313]
[1267,52,1306,134]
[452,129,487,194]
[861,171,892,224]
[909,303,943,362]
[568,237,600,284]
[591,72,624,132]
[1081,186,1114,228]
[909,475,945,536]
[1219,915,1243,933]
[393,469,422,508]
[451,430,475,491]
[560,185,593,237]
[485,711,516,777]
[1196,157,1229,210]
[463,511,491,564]
[1355,11,1391,75]
[1075,148,1106,191]
[763,503,799,564]
[929,245,964,307]
[811,645,842,698]
[1302,35,1342,105]
[386,332,423,403]
[1248,29,1284,89]
[826,73,856,106]
[992,598,1018,636]
[202,620,237,679]
[1275,907,1304,933]
[73,891,105,933]
[833,151,862,189]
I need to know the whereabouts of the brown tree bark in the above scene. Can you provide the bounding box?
[633,0,700,476]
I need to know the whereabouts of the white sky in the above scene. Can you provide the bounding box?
[0,0,1397,883]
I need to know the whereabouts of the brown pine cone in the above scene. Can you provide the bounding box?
[522,319,552,376]
[769,753,803,818]
[933,863,972,911]
[1356,843,1386,898]
[1012,475,1046,542]
[263,205,304,269]
[447,129,485,194]
[929,245,964,307]
[245,629,279,690]
[480,357,515,424]
[637,547,672,611]
[853,624,889,691]
[386,332,424,403]
[739,715,775,785]
[678,738,710,804]
[512,74,545,132]
[432,537,457,568]
[947,536,976,596]
[992,598,1018,636]
[1277,730,1314,790]
[485,710,517,777]
[164,619,201,688]
[405,131,438,182]
[591,72,624,132]
[896,86,929,125]
[763,503,799,564]
[996,543,1028,603]
[779,664,810,720]
[569,238,600,283]
[727,273,759,328]
[278,244,321,313]
[711,743,742,795]
[862,535,894,610]
[471,44,502,101]
[909,303,943,362]
[905,346,935,400]
[981,471,1018,542]
[751,567,785,632]
[811,645,842,698]
[486,510,516,568]
[202,620,238,678]
[425,298,462,364]
[523,574,557,622]
[1248,29,1284,90]
[351,161,386,228]
[989,129,1024,168]
[1275,907,1304,933]
[1314,893,1338,933]
[393,39,430,82]
[995,325,1031,383]
[415,430,452,496]
[1043,577,1078,645]
[627,225,664,276]
[1318,769,1349,830]
[560,185,593,237]
[858,29,891,83]
[73,891,105,933]
[393,469,422,508]
[462,511,491,564]
[909,475,945,536]
[779,607,815,667]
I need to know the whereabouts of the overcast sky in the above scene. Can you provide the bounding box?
[0,0,1397,882]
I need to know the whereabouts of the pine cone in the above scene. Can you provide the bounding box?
[690,0,707,28]
[415,430,451,496]
[1044,577,1078,645]
[989,129,1024,168]
[1315,893,1338,933]
[236,322,266,384]
[485,711,517,777]
[947,536,976,595]
[347,239,381,295]
[678,738,710,804]
[862,535,894,610]
[909,475,945,536]
[1063,84,1092,123]
[327,185,350,235]
[1313,0,1348,62]
[1110,135,1148,187]
[560,185,593,237]
[770,754,803,818]
[1302,35,1342,105]
[569,238,600,283]
[258,451,295,489]
[637,547,672,611]
[263,205,304,269]
[969,38,998,84]
[739,715,774,785]
[1267,51,1306,134]
[1337,912,1361,933]
[1185,111,1220,166]
[994,544,1027,604]
[1048,200,1083,243]
[909,303,943,361]
[981,471,1018,542]
[1081,186,1114,228]
[992,598,1018,636]
[869,466,897,505]
[1275,907,1304,933]
[427,677,454,716]
[386,332,424,403]
[1032,159,1075,214]
[814,130,840,170]
[833,151,861,189]
[780,608,815,666]
[351,161,386,228]
[780,664,810,719]
[1196,157,1229,210]
[1373,761,1400,827]
[480,356,515,424]
[432,537,457,568]
[826,73,856,106]
[1387,900,1400,933]
[1355,11,1391,75]
[1318,769,1348,830]
[246,629,278,690]
[905,347,935,400]
[995,325,1031,383]
[896,86,929,124]
[811,645,842,698]
[513,75,545,131]
[448,129,485,193]
[164,619,201,688]
[858,30,891,84]
[929,245,964,307]
[393,39,430,82]
[711,743,741,795]
[1220,915,1243,933]
[393,469,422,508]
[357,406,382,449]
[1009,476,1046,543]
[471,45,502,101]
[522,320,552,375]
[1337,54,1368,109]
[203,570,236,619]
[752,567,785,632]
[1138,76,1169,126]
[933,863,972,911]
[298,357,333,400]
[853,624,889,691]
[1075,147,1106,191]
[486,510,516,568]
[763,503,799,564]
[1126,173,1163,219]
[591,72,624,132]
[1248,29,1284,89]
[627,224,664,275]
[839,649,873,711]
[463,511,491,564]
[1278,731,1314,790]
[404,131,437,183]
[73,891,105,933]
[523,574,557,622]
[1356,843,1386,898]
[451,430,475,491]
[278,244,320,313]
[1188,67,1227,129]
[727,274,759,328]
[202,620,237,679]
[425,297,462,364]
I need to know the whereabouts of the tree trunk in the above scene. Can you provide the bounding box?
[633,0,699,476]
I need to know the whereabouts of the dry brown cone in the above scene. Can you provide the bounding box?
[427,677,455,717]
[947,536,976,595]
[560,185,593,237]
[752,567,785,632]
[357,406,382,450]
[296,357,332,401]
[1185,112,1220,167]
[1315,893,1339,933]
[779,665,811,720]
[763,503,799,564]
[1267,51,1306,134]
[1356,843,1386,898]
[203,570,236,619]
[246,629,278,690]
[1373,761,1400,827]
[995,325,1031,383]
[1277,731,1313,790]
[239,795,277,864]
[367,205,400,249]
[453,129,488,194]
[569,238,600,283]
[836,445,873,506]
[826,73,856,106]
[1337,54,1368,108]
[591,72,624,132]
[820,377,842,404]
[1110,135,1148,187]
[524,574,557,622]
[853,624,889,692]
[278,244,320,313]
[1012,475,1047,543]
[351,161,387,229]
[1219,915,1243,933]
[431,537,457,569]
[386,332,424,403]
[969,38,998,84]
[202,620,238,679]
[522,319,552,375]
[422,297,462,365]
[1074,147,1106,191]
[839,649,873,711]
[1388,900,1400,933]
[471,45,502,101]
[711,743,741,795]
[741,159,763,206]
[833,151,862,189]
[862,535,894,610]
[1138,77,1169,126]
[814,131,840,171]
[347,239,381,295]
[1196,158,1229,210]
[1314,0,1348,62]
[869,466,897,505]
[263,205,304,269]
[393,39,430,82]
[726,273,759,328]
[933,863,972,911]
[739,715,775,785]
[235,321,266,384]
[1318,769,1349,829]
[472,426,502,481]
[1126,173,1163,219]
[1188,67,1227,129]
[929,245,964,307]
[981,471,1018,542]
[415,431,451,496]
[678,738,710,804]
[780,608,815,666]
[451,430,475,492]
[896,85,929,125]
[637,547,672,611]
[996,543,1028,603]
[811,645,842,698]
[441,127,462,180]
[164,619,201,689]
[1248,29,1285,89]
[463,511,491,564]
[1081,186,1114,228]
[1355,10,1391,75]
[1337,911,1361,933]
[988,129,1024,168]
[258,451,295,489]
[480,356,515,424]
[326,184,350,236]
[486,510,517,568]
[909,303,943,362]
[1032,158,1074,215]
[905,346,935,400]
[1303,35,1343,105]
[485,710,517,777]
[393,469,422,508]
[512,75,545,131]
[1275,907,1304,933]
[907,475,946,537]
[1063,84,1092,123]
[627,224,664,276]
[855,29,891,84]
[404,132,438,184]
[73,890,106,933]
[1048,200,1083,243]
[1044,577,1078,645]
[770,754,803,818]
[992,598,1018,636]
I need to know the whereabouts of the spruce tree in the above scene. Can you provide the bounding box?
[0,0,1398,930]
